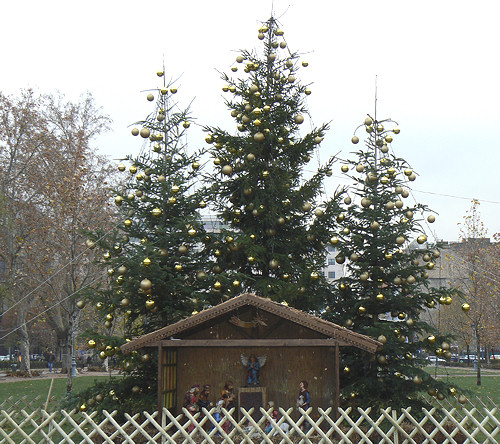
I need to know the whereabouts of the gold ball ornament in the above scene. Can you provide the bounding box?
[214,281,222,290]
[370,221,380,230]
[461,303,470,312]
[269,259,279,269]
[355,164,365,173]
[427,262,435,270]
[222,165,233,176]
[140,128,151,139]
[294,115,304,124]
[188,228,197,237]
[395,200,404,209]
[343,366,350,373]
[145,299,155,309]
[314,209,324,217]
[413,376,423,385]
[445,296,452,305]
[458,394,467,404]
[364,117,373,126]
[302,202,312,212]
[152,208,162,217]
[310,271,319,280]
[396,236,405,245]
[140,279,152,291]
[96,302,104,310]
[417,235,427,244]
[378,335,387,344]
[142,257,152,267]
[76,300,85,309]
[121,298,130,307]
[330,236,339,245]
[361,197,371,208]
[88,339,96,348]
[376,293,385,301]
[386,201,395,210]
[341,165,349,173]
[351,136,359,144]
[427,215,436,223]
[358,306,367,314]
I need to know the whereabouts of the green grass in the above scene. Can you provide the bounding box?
[0,375,112,409]
[424,365,500,404]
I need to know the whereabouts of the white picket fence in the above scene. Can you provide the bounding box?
[0,404,498,444]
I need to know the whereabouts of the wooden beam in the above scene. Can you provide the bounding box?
[158,339,340,347]
[157,345,163,414]
[334,342,340,420]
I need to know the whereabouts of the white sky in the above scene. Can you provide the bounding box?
[2,0,499,242]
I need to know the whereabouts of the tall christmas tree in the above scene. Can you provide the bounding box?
[72,70,210,413]
[326,115,465,409]
[202,17,342,310]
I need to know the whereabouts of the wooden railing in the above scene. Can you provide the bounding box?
[0,404,498,443]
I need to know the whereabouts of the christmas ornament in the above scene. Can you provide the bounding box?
[140,128,150,139]
[341,165,349,173]
[294,115,304,124]
[427,215,436,223]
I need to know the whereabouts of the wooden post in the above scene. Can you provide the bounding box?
[157,345,163,414]
[334,343,340,420]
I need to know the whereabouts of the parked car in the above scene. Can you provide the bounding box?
[0,355,11,361]
[427,356,446,364]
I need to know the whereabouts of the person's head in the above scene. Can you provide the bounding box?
[224,381,233,390]
[202,384,210,394]
[190,384,200,394]
[299,380,308,390]
[250,354,257,363]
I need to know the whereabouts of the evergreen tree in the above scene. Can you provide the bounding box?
[71,70,209,414]
[202,17,342,310]
[326,115,465,409]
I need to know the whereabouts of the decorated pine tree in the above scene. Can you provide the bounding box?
[202,17,343,310]
[326,115,465,409]
[72,70,210,414]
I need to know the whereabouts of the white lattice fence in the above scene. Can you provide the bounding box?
[0,406,498,443]
[0,396,57,413]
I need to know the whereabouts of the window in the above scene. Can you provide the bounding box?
[328,258,336,266]
[328,271,336,279]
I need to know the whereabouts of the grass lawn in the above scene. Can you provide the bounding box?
[424,365,500,404]
[0,374,113,410]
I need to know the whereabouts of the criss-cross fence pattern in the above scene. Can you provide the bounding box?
[0,396,58,414]
[0,405,498,443]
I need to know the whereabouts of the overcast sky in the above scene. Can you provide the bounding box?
[2,0,498,242]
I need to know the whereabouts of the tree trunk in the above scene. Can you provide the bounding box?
[16,308,31,376]
[466,344,470,365]
[476,332,481,386]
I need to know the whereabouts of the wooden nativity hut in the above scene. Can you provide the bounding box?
[121,293,381,414]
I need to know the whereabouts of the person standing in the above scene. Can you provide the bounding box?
[47,351,56,372]
[296,380,311,432]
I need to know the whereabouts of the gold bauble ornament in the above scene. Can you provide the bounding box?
[427,262,435,270]
[341,165,349,173]
[214,281,222,290]
[269,259,279,269]
[131,128,139,137]
[96,302,104,310]
[395,200,404,209]
[262,170,270,178]
[140,279,152,291]
[310,271,319,280]
[145,299,155,309]
[458,394,467,404]
[385,253,393,260]
[142,258,152,267]
[461,303,470,312]
[351,136,359,144]
[364,117,373,126]
[121,298,130,307]
[175,264,183,271]
[188,228,197,237]
[358,306,367,314]
[88,339,96,348]
[360,272,369,281]
[427,335,436,343]
[124,219,132,228]
[152,208,162,217]
[314,209,324,217]
[330,236,339,245]
[427,215,436,223]
[104,321,112,329]
[294,115,304,124]
[361,197,371,208]
[377,355,387,364]
[444,296,452,305]
[140,128,150,139]
[302,202,312,212]
[386,201,395,210]
[370,221,380,230]
[343,366,350,373]
[376,293,384,301]
[355,164,365,173]
[335,255,345,264]
[426,300,436,308]
[76,300,85,309]
[396,236,405,245]
[222,165,233,176]
[417,235,427,244]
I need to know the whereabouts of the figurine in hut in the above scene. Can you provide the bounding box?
[183,384,200,432]
[240,354,266,386]
[221,381,236,410]
[197,384,213,411]
[296,380,311,410]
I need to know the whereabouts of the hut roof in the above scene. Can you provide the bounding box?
[121,293,382,354]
